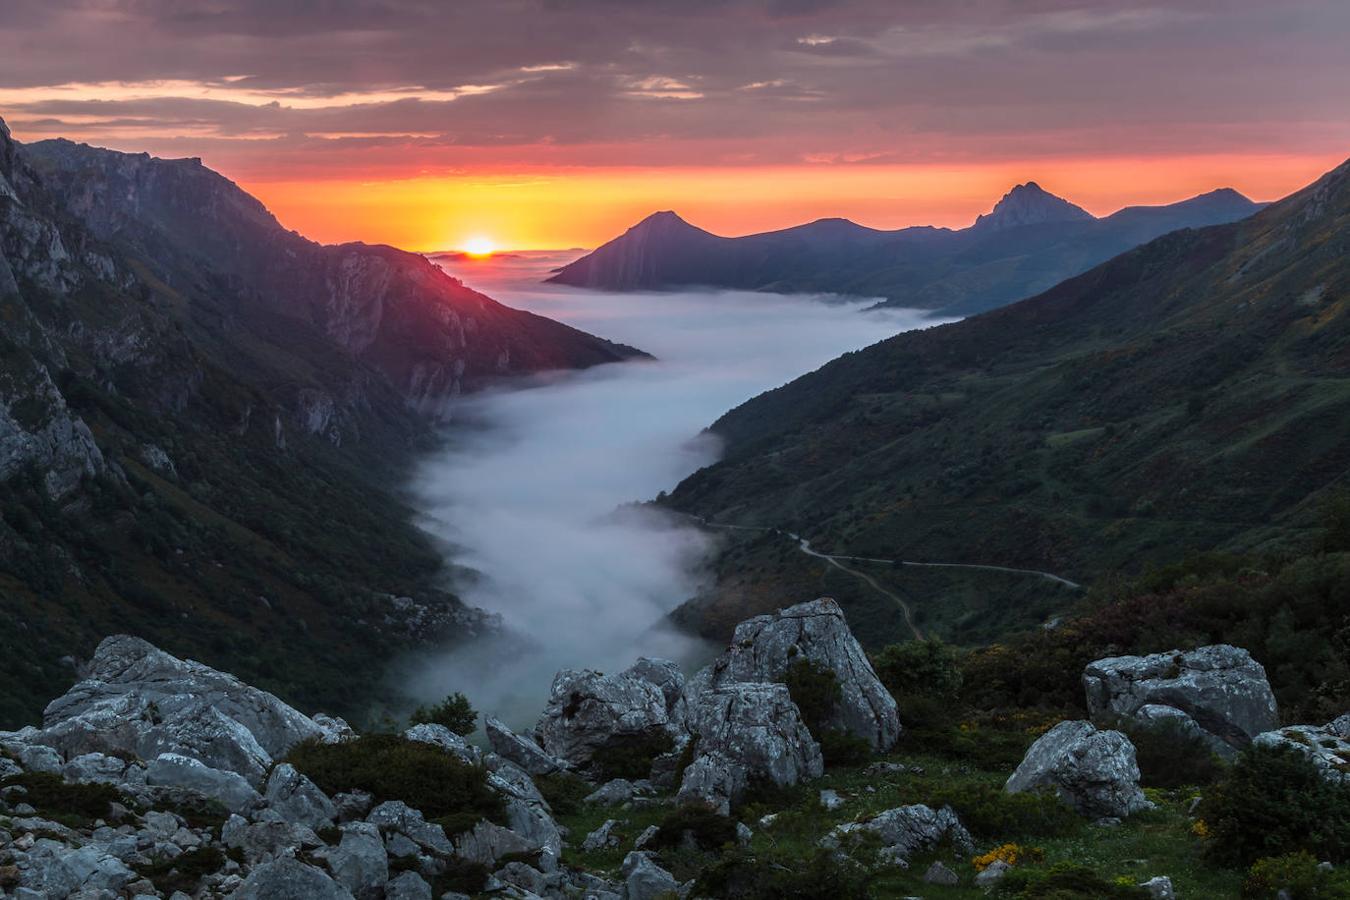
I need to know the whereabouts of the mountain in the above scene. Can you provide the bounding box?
[547,184,1262,316]
[0,118,642,726]
[662,157,1350,648]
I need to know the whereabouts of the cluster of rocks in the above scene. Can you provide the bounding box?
[519,598,899,814]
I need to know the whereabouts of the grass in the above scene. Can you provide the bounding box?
[552,748,1244,898]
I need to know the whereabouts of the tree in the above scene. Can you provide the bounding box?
[409,692,477,736]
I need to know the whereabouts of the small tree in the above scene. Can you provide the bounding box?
[409,692,477,736]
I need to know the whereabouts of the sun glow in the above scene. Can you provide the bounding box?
[463,236,496,257]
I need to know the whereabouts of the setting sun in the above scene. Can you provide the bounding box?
[463,236,496,257]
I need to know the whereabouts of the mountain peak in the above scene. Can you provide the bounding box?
[973,182,1094,231]
[634,210,691,229]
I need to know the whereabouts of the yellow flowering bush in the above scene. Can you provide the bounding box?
[1191,818,1211,838]
[973,843,1044,871]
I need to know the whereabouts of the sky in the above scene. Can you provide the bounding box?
[2,0,1348,250]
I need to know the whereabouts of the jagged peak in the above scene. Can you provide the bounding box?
[973,181,1094,231]
[634,210,691,228]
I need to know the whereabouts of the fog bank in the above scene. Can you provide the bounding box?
[403,252,939,727]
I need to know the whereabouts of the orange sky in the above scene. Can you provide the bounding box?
[242,151,1342,252]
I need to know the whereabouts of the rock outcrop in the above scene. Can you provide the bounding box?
[821,804,973,868]
[677,682,823,814]
[486,715,570,775]
[1083,645,1279,758]
[1006,720,1152,819]
[690,598,900,750]
[1,635,342,786]
[535,657,688,774]
[1254,714,1350,782]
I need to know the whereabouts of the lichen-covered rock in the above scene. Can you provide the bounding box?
[622,850,681,900]
[1254,716,1350,782]
[221,813,321,864]
[454,819,537,865]
[691,598,899,750]
[145,753,260,814]
[264,763,336,829]
[233,856,356,900]
[821,804,972,867]
[366,800,453,855]
[11,635,332,785]
[403,723,481,765]
[484,755,563,858]
[1005,720,1152,819]
[1083,645,1278,757]
[677,682,823,814]
[327,821,388,899]
[385,870,434,900]
[485,716,568,776]
[14,840,137,897]
[535,658,687,773]
[585,778,637,806]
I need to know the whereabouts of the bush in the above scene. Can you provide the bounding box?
[994,863,1150,898]
[283,734,504,834]
[0,772,127,825]
[873,638,964,729]
[409,692,477,736]
[136,847,227,895]
[785,658,873,766]
[925,784,1078,839]
[591,729,676,781]
[1243,851,1350,898]
[1116,717,1224,788]
[533,771,593,817]
[694,847,873,899]
[1199,744,1350,866]
[652,802,739,852]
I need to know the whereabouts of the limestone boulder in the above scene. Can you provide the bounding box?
[1006,720,1152,819]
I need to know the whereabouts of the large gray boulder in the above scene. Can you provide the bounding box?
[691,598,900,750]
[1083,645,1278,758]
[535,657,687,774]
[622,850,681,900]
[485,755,564,858]
[453,819,537,865]
[1254,714,1350,782]
[485,716,569,775]
[234,856,356,900]
[264,762,337,829]
[1006,720,1152,819]
[677,682,823,814]
[4,635,336,785]
[144,752,260,814]
[327,821,388,898]
[821,804,973,868]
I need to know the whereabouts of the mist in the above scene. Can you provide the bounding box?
[402,253,941,728]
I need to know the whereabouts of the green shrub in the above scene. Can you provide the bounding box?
[902,721,1038,772]
[1243,851,1350,898]
[0,772,127,825]
[874,638,964,730]
[591,729,675,781]
[925,784,1078,839]
[283,735,504,834]
[994,863,1150,898]
[818,729,871,767]
[432,858,490,895]
[533,771,594,817]
[409,692,477,736]
[652,802,739,852]
[694,847,873,899]
[1116,717,1224,788]
[1200,744,1350,866]
[785,658,873,766]
[136,847,227,895]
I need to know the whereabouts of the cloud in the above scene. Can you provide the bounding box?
[398,253,936,724]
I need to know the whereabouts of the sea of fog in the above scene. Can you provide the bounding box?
[402,251,937,726]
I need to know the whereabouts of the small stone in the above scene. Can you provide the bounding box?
[581,819,621,852]
[735,822,753,847]
[923,861,960,886]
[1140,875,1176,899]
[975,859,1013,887]
[819,789,845,811]
[633,824,660,850]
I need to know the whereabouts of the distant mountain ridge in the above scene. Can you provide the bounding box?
[548,183,1263,316]
[663,156,1350,647]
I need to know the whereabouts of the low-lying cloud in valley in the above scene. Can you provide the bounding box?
[402,253,939,726]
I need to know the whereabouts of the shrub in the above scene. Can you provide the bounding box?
[873,638,964,729]
[1116,717,1224,788]
[409,692,477,736]
[926,784,1078,839]
[0,772,126,825]
[974,843,1043,871]
[1243,851,1350,898]
[591,729,676,781]
[283,734,504,834]
[785,658,873,766]
[994,863,1150,898]
[1199,743,1350,866]
[694,847,873,899]
[652,802,739,852]
[533,771,594,817]
[136,847,226,895]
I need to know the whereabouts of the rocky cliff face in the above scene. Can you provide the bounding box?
[970,181,1094,231]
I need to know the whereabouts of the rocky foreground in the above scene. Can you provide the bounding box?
[0,598,1343,898]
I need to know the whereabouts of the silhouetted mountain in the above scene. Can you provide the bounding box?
[549,184,1263,315]
[0,120,643,725]
[663,157,1350,646]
